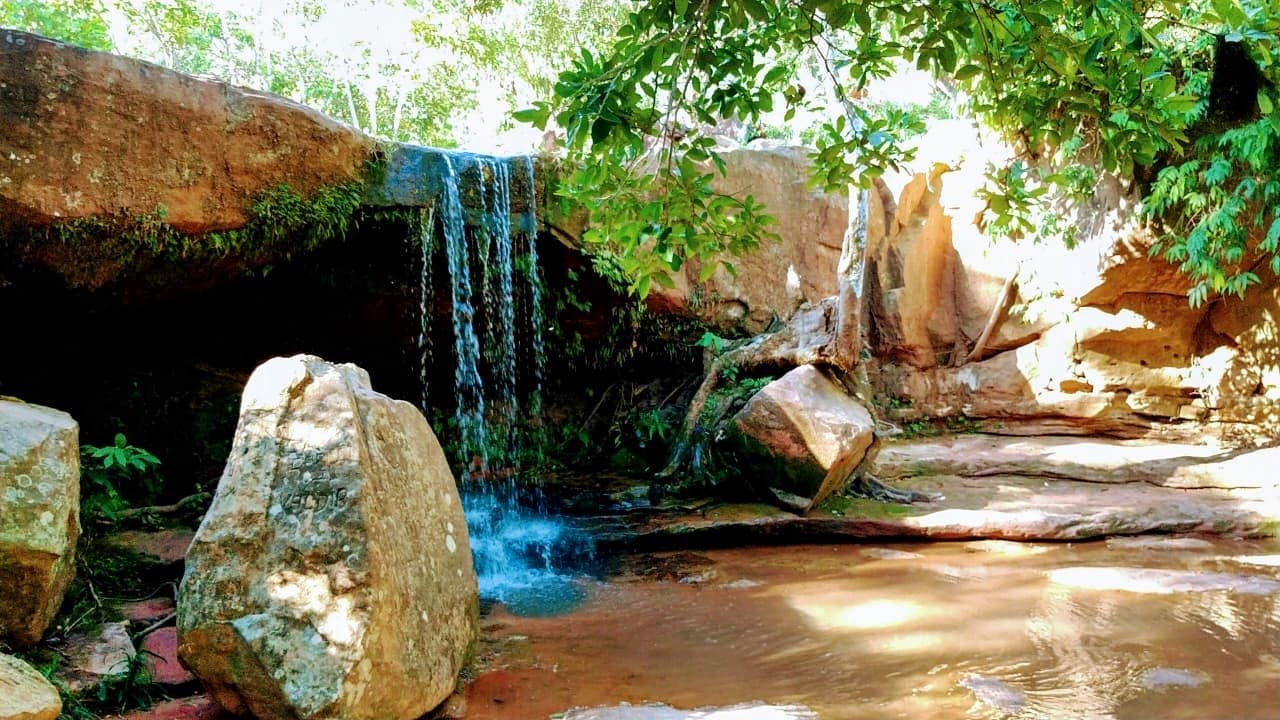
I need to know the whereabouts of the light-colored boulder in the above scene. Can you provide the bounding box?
[0,652,61,720]
[730,365,874,507]
[177,355,478,720]
[0,399,79,648]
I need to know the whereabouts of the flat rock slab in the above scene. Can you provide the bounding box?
[0,652,61,720]
[872,435,1280,489]
[120,597,176,626]
[612,473,1276,547]
[118,695,229,720]
[105,529,195,566]
[141,627,194,686]
[562,703,818,719]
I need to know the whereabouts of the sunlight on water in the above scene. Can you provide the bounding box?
[464,538,1280,720]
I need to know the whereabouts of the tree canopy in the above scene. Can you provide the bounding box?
[2,0,626,148]
[520,0,1280,303]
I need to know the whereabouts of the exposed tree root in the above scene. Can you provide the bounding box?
[845,473,935,504]
[655,301,839,480]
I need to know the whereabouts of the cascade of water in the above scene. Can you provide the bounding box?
[482,158,519,464]
[417,206,435,415]
[521,155,547,417]
[439,154,488,474]
[418,150,591,614]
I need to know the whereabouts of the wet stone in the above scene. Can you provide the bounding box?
[1140,668,1206,689]
[960,675,1026,713]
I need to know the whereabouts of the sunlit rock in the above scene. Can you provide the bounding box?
[0,652,61,720]
[178,355,478,720]
[729,365,874,509]
[0,399,79,648]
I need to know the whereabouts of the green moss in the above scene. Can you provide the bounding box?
[30,180,366,267]
[817,495,920,520]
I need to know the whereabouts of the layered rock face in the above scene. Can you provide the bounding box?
[0,399,79,648]
[647,142,849,333]
[0,31,374,236]
[0,653,61,720]
[863,122,1280,441]
[178,356,477,720]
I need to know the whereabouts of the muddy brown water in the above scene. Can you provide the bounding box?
[462,538,1280,719]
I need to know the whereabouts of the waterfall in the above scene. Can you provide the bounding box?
[414,150,591,614]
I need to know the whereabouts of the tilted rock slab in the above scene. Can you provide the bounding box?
[178,356,478,720]
[730,365,874,509]
[0,399,79,648]
[0,652,61,720]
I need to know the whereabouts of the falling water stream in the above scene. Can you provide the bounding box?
[415,150,590,614]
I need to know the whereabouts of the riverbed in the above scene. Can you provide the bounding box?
[461,537,1280,719]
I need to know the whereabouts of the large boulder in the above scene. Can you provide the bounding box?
[0,399,79,648]
[0,652,61,720]
[177,355,478,720]
[730,365,874,509]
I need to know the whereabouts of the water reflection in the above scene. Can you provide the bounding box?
[465,538,1280,720]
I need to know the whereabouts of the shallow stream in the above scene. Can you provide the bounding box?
[463,537,1280,719]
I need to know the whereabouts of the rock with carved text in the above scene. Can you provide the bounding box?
[177,355,477,720]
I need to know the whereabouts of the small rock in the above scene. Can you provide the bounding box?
[1140,667,1205,689]
[118,695,228,720]
[723,579,762,589]
[960,675,1026,713]
[964,540,1049,556]
[58,621,135,693]
[860,548,925,561]
[105,529,195,566]
[120,597,176,626]
[0,652,61,720]
[140,627,194,686]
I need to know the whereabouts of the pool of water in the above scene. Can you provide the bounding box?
[462,537,1280,719]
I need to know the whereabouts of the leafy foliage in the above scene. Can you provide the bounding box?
[524,0,1280,303]
[80,434,161,522]
[5,0,629,147]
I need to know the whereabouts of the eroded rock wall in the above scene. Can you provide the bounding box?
[864,122,1280,442]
